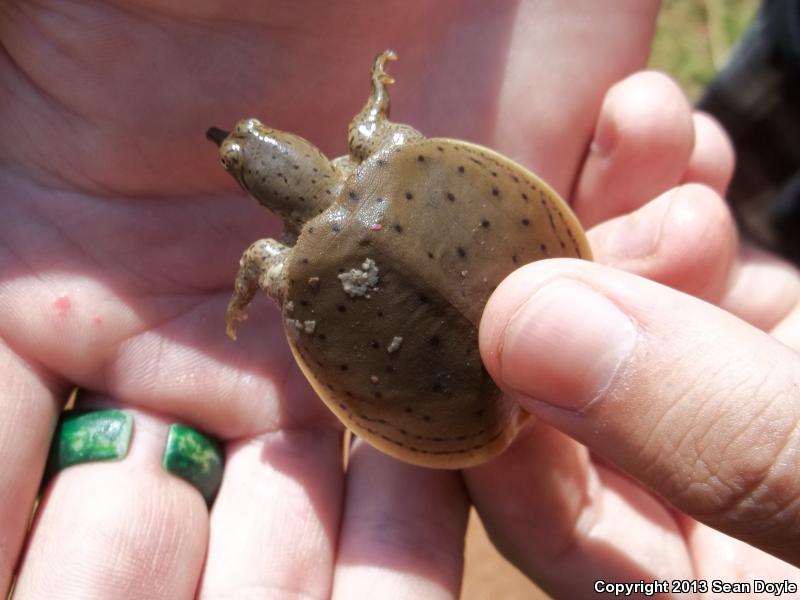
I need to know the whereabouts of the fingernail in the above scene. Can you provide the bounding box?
[45,410,133,481]
[163,424,224,505]
[499,280,637,411]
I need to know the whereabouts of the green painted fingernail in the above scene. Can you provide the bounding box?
[162,424,223,505]
[46,410,133,479]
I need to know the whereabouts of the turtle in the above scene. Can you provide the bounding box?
[207,50,591,468]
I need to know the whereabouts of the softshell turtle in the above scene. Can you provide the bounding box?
[208,50,591,468]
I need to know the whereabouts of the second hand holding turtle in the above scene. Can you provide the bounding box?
[208,50,591,468]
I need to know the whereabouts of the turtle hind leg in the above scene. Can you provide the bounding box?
[347,49,422,163]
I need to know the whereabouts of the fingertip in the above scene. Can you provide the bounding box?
[682,111,735,195]
[589,182,738,300]
[480,260,638,413]
[575,70,695,225]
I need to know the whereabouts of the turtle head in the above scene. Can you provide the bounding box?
[208,118,337,234]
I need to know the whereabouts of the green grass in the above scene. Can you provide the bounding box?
[649,0,760,100]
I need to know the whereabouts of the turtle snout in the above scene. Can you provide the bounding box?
[205,126,230,147]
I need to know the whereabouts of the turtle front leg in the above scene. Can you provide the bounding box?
[347,49,422,163]
[226,238,290,340]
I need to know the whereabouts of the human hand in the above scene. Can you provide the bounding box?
[0,1,746,598]
[472,59,800,600]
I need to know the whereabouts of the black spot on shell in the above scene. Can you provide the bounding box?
[447,192,455,202]
[377,310,384,317]
[457,247,466,258]
[481,219,490,228]
[437,146,444,152]
[376,159,387,166]
[423,415,432,422]
[491,187,499,196]
[512,254,518,264]
[458,165,465,173]
[339,364,348,371]
[405,191,413,200]
[374,391,383,399]
[332,224,341,232]
[427,252,434,259]
[386,365,395,373]
[404,407,413,413]
[432,383,443,393]
[419,294,429,304]
[429,335,440,347]
[540,243,547,253]
[375,197,384,203]
[521,193,529,201]
[358,239,370,247]
[393,224,403,233]
[521,218,530,226]
[318,333,327,341]
[337,305,346,313]
[349,191,358,201]
[491,171,497,177]
[370,340,379,349]
[417,155,425,162]
[475,409,485,417]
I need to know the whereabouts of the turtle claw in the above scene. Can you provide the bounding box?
[373,49,397,84]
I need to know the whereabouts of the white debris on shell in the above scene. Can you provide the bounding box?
[338,258,379,298]
[286,317,317,335]
[370,375,380,384]
[387,336,403,353]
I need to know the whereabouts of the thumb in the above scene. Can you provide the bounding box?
[480,259,800,565]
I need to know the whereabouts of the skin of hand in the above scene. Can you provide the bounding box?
[3,1,799,599]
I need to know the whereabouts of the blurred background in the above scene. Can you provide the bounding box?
[462,1,761,598]
[650,0,759,101]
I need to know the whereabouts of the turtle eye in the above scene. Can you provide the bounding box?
[219,140,242,172]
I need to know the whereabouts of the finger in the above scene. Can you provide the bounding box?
[681,112,735,195]
[480,259,800,566]
[572,71,694,227]
[719,243,800,346]
[15,404,209,599]
[0,342,62,595]
[332,442,467,599]
[199,427,344,598]
[464,420,693,598]
[681,518,800,585]
[588,183,737,301]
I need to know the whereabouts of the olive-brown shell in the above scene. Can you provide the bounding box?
[280,138,591,468]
